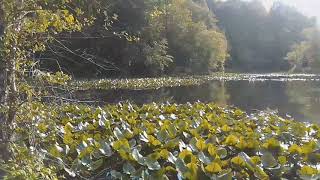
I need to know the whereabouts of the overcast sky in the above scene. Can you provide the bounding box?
[260,0,320,21]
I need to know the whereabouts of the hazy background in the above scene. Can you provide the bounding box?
[260,0,320,25]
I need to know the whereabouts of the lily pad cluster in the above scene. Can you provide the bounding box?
[17,102,320,179]
[71,73,320,91]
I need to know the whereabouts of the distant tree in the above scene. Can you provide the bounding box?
[285,28,320,72]
[165,0,228,73]
[285,42,310,72]
[211,0,315,72]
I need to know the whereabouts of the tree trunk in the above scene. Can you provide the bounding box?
[0,0,5,134]
[0,5,18,163]
[288,64,297,74]
[0,64,6,178]
[0,7,10,177]
[5,57,17,136]
[0,61,5,133]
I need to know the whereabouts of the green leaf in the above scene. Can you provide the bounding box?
[261,152,278,168]
[89,159,104,171]
[217,169,233,180]
[64,167,76,177]
[123,162,135,175]
[238,152,269,179]
[198,152,211,165]
[175,158,188,175]
[145,156,161,170]
[109,170,123,179]
[114,127,124,139]
[99,141,112,157]
[132,149,145,165]
[217,148,227,159]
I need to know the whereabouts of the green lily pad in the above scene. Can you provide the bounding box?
[261,152,278,168]
[123,162,135,175]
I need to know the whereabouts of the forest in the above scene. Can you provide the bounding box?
[16,0,319,78]
[0,0,319,179]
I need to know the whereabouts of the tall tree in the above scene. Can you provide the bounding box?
[0,0,92,171]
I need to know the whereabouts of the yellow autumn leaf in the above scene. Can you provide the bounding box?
[119,149,132,160]
[231,156,245,166]
[148,135,161,146]
[262,138,280,150]
[236,138,247,149]
[49,145,62,158]
[187,162,198,174]
[165,166,176,172]
[205,162,222,173]
[278,156,287,165]
[185,162,198,179]
[65,14,75,24]
[196,138,207,151]
[94,133,102,141]
[225,134,239,146]
[149,152,161,160]
[207,144,217,157]
[288,144,302,154]
[221,125,231,132]
[63,132,74,145]
[160,149,169,159]
[37,122,48,132]
[299,166,318,176]
[112,139,130,151]
[251,156,261,165]
[179,149,193,160]
[301,141,317,155]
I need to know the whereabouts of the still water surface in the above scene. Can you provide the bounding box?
[77,79,320,123]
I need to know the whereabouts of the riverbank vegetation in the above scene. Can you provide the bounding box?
[0,0,319,179]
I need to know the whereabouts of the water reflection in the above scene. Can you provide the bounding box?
[75,80,320,123]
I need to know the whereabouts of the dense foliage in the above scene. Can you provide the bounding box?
[4,102,319,179]
[40,0,228,77]
[33,0,319,76]
[2,0,319,76]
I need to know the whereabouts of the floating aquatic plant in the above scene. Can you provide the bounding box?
[10,102,320,179]
[70,73,320,91]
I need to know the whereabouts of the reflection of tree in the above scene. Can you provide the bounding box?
[168,81,230,105]
[208,81,230,106]
[73,81,232,105]
[286,81,320,123]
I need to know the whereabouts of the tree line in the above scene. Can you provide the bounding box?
[1,0,320,78]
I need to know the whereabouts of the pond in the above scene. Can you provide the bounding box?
[75,77,320,123]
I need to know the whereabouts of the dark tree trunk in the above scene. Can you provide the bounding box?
[0,8,8,179]
[0,4,6,145]
[0,63,5,128]
[0,65,5,178]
